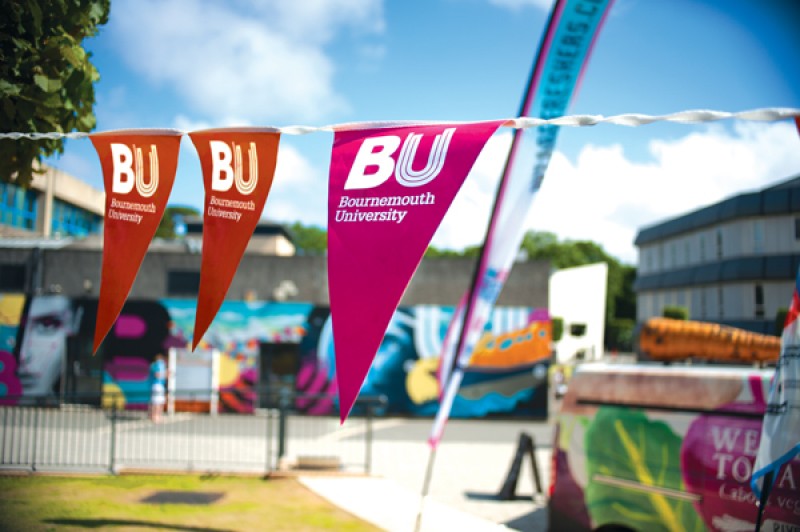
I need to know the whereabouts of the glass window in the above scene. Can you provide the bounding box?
[755,284,764,318]
[0,181,37,230]
[50,198,102,237]
[0,264,26,292]
[167,271,201,296]
[754,220,764,253]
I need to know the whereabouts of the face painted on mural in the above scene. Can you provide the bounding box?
[18,296,76,397]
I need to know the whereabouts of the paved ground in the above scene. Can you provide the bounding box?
[302,416,554,531]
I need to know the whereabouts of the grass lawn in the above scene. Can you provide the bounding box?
[0,473,381,531]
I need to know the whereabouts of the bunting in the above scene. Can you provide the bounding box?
[90,129,182,353]
[189,128,281,348]
[327,121,505,421]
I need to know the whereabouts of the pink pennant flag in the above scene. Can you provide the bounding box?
[328,120,504,422]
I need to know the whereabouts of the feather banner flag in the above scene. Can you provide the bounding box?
[431,0,614,447]
[328,120,505,422]
[189,128,281,349]
[90,129,182,352]
[751,120,800,528]
[751,265,800,527]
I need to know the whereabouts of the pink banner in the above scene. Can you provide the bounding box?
[328,121,504,422]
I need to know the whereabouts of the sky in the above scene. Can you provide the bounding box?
[45,0,800,265]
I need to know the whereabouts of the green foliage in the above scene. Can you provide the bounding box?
[425,245,480,257]
[288,222,328,255]
[775,307,789,336]
[551,316,564,342]
[0,0,110,186]
[606,317,635,352]
[584,407,705,531]
[155,205,200,239]
[520,231,637,348]
[662,305,688,320]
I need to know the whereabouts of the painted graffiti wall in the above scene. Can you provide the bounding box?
[0,295,551,417]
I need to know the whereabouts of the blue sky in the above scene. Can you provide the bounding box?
[47,0,800,264]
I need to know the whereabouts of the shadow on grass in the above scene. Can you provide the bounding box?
[44,519,234,532]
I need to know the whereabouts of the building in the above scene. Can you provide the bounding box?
[633,174,800,334]
[0,166,104,239]
[549,262,608,364]
[0,174,552,417]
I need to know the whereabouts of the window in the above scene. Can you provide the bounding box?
[51,199,102,237]
[753,220,764,253]
[167,271,201,296]
[699,235,706,262]
[716,229,723,260]
[0,264,26,292]
[755,284,764,318]
[795,217,800,240]
[0,181,38,231]
[700,290,707,319]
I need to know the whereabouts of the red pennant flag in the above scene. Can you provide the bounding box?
[90,129,182,353]
[327,120,504,422]
[795,116,800,137]
[189,128,281,348]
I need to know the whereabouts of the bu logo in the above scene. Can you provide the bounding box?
[110,143,159,197]
[345,128,456,190]
[210,140,258,195]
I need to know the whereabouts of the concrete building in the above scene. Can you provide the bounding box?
[633,174,800,334]
[549,262,608,363]
[0,166,104,239]
[0,173,548,306]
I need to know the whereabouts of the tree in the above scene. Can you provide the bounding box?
[0,0,110,186]
[425,245,480,258]
[519,230,638,350]
[288,222,328,255]
[155,205,200,239]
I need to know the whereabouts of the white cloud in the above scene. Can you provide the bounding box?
[432,121,800,264]
[109,0,384,124]
[265,142,329,226]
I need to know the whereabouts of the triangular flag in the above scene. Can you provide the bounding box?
[189,128,281,348]
[90,129,182,353]
[327,120,504,422]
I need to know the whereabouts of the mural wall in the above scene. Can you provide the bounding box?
[0,295,552,417]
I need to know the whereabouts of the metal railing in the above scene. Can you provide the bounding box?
[0,390,386,476]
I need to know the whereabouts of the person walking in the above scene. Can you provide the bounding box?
[149,353,168,423]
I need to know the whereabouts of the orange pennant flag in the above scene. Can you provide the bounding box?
[189,128,281,348]
[90,129,182,353]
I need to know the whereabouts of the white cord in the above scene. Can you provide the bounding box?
[1,107,798,139]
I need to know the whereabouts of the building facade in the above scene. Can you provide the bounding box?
[0,166,105,239]
[634,174,800,334]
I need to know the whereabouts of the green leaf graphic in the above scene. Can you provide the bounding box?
[584,407,706,532]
